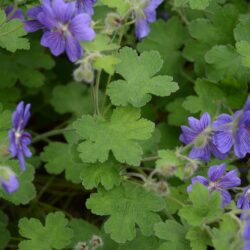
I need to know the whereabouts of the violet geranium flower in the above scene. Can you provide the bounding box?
[0,166,19,193]
[134,0,162,39]
[76,0,96,15]
[25,0,95,62]
[8,102,32,171]
[187,164,241,207]
[243,218,250,250]
[5,6,24,21]
[213,96,250,158]
[180,112,227,162]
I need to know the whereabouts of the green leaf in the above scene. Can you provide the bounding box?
[183,79,225,116]
[82,34,119,52]
[183,4,238,75]
[41,142,84,184]
[186,227,211,250]
[211,214,243,250]
[50,82,93,116]
[18,212,73,250]
[205,45,250,83]
[166,98,191,126]
[93,55,120,75]
[107,47,178,107]
[138,18,188,77]
[74,107,155,166]
[234,19,250,42]
[0,161,36,205]
[236,41,250,68]
[0,41,54,88]
[179,183,222,226]
[80,161,121,190]
[86,182,164,243]
[154,220,190,250]
[0,211,10,250]
[0,10,29,52]
[100,0,129,16]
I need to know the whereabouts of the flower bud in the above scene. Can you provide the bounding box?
[73,63,94,84]
[0,166,19,193]
[74,241,88,250]
[90,235,103,249]
[104,12,122,34]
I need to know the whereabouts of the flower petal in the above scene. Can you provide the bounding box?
[213,130,233,154]
[219,169,241,188]
[135,18,150,39]
[219,189,232,207]
[52,0,75,23]
[65,34,83,62]
[41,31,66,56]
[69,14,95,41]
[208,164,226,182]
[179,125,197,144]
[189,145,211,161]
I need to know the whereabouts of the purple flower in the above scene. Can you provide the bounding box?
[0,167,19,193]
[187,164,241,207]
[5,6,24,21]
[135,0,162,39]
[25,0,95,62]
[180,112,227,161]
[243,219,250,250]
[238,187,250,210]
[76,0,96,15]
[9,102,32,171]
[237,187,250,219]
[213,97,250,158]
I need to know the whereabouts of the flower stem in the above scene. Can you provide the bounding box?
[32,128,75,144]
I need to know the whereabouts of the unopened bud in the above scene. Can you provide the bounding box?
[104,12,122,34]
[90,235,103,249]
[74,241,88,250]
[73,63,94,84]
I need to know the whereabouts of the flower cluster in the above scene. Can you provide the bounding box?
[9,101,32,171]
[180,97,250,162]
[187,164,241,207]
[25,0,95,62]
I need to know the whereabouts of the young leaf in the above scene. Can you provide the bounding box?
[86,182,165,243]
[154,220,190,250]
[80,161,121,190]
[41,142,84,184]
[107,47,178,107]
[93,55,120,75]
[179,183,222,226]
[0,10,29,52]
[18,212,73,250]
[0,161,36,205]
[74,107,155,166]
